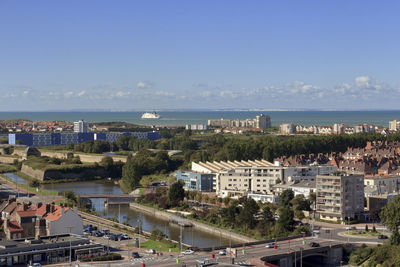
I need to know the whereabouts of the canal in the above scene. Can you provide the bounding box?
[4,173,233,247]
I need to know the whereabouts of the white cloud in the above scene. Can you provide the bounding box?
[23,90,30,95]
[115,91,131,97]
[355,76,370,88]
[200,91,212,97]
[77,90,86,97]
[137,81,153,89]
[220,90,238,98]
[64,91,74,98]
[155,90,175,97]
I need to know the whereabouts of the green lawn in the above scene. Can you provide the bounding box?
[128,239,183,252]
[0,174,58,196]
[0,164,17,173]
[348,231,383,237]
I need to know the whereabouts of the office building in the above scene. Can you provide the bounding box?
[73,120,89,133]
[176,171,215,191]
[316,174,364,222]
[8,131,161,146]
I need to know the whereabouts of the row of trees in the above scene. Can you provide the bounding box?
[121,150,183,191]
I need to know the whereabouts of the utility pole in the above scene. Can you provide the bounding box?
[180,225,183,253]
[65,226,74,267]
[300,247,303,267]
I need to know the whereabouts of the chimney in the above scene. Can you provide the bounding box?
[45,204,51,214]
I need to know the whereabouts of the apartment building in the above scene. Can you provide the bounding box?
[192,159,335,198]
[316,174,364,222]
[207,114,271,129]
[364,176,400,196]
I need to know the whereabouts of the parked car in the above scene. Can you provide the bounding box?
[28,263,42,267]
[219,249,227,255]
[122,234,131,239]
[309,242,320,247]
[182,249,195,255]
[378,235,388,239]
[145,249,156,254]
[131,252,141,258]
[93,231,104,237]
[109,234,119,241]
[266,242,275,248]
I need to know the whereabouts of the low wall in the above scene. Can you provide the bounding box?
[21,164,45,180]
[21,164,108,181]
[39,150,127,163]
[129,202,257,244]
[0,156,18,164]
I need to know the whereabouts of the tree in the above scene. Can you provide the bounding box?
[100,156,114,171]
[29,179,40,188]
[365,224,369,232]
[168,181,185,207]
[121,160,142,191]
[380,196,400,245]
[150,228,165,241]
[237,198,259,229]
[277,206,294,231]
[291,194,311,211]
[295,209,305,221]
[279,189,294,206]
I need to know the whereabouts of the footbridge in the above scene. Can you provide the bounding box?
[260,241,345,267]
[79,194,141,205]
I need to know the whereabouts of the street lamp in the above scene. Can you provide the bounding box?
[65,226,74,266]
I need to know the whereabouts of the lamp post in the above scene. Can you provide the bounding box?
[288,248,297,267]
[65,226,74,266]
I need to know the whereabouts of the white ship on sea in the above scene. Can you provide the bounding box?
[141,112,161,119]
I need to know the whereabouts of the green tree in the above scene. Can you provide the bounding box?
[291,194,311,211]
[295,209,305,221]
[381,196,400,245]
[168,181,185,207]
[29,179,40,188]
[121,160,142,191]
[277,206,294,231]
[100,155,114,171]
[279,189,294,206]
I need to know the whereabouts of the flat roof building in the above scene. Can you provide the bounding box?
[316,174,364,222]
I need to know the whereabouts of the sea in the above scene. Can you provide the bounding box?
[1,110,400,127]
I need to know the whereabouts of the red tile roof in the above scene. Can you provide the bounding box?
[45,206,69,221]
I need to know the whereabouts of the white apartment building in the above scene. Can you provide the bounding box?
[73,120,89,133]
[192,160,335,198]
[389,120,400,131]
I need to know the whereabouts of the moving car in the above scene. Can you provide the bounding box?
[378,235,388,239]
[28,264,42,267]
[309,242,320,247]
[266,242,275,248]
[219,249,227,255]
[182,249,195,255]
[131,252,141,258]
[145,249,156,254]
[346,226,357,231]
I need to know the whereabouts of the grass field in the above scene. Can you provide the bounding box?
[128,239,183,252]
[348,231,384,237]
[0,164,17,173]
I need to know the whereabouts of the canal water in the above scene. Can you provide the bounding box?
[4,173,232,247]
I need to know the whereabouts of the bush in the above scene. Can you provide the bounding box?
[29,179,40,188]
[150,228,165,241]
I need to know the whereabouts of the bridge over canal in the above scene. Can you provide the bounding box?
[79,194,141,205]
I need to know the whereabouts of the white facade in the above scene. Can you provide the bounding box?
[74,120,89,133]
[247,193,277,203]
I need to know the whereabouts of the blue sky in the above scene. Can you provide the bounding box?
[1,1,400,111]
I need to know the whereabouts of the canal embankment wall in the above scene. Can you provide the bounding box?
[20,164,108,181]
[129,202,257,244]
[39,150,127,163]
